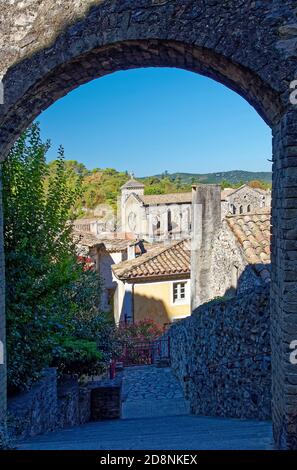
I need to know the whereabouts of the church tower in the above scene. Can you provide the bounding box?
[120,173,145,236]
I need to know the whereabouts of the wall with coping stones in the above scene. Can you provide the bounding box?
[166,286,271,420]
[0,0,296,449]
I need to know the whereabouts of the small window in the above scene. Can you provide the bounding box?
[247,204,251,213]
[173,282,186,302]
[239,205,243,214]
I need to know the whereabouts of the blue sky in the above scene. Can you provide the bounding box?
[38,68,272,177]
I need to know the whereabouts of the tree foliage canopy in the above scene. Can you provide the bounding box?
[2,124,111,393]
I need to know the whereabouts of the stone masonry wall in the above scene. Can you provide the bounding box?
[0,169,5,438]
[208,220,250,300]
[7,368,91,441]
[166,286,271,420]
[271,109,297,450]
[8,368,58,440]
[226,186,270,215]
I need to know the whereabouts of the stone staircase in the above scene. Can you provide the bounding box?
[121,365,190,419]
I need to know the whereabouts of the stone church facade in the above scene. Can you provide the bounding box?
[120,177,192,242]
[120,176,271,241]
[221,185,271,218]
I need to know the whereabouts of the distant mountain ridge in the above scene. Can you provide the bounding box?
[144,170,272,185]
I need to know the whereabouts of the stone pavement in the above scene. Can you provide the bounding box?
[17,415,273,450]
[16,365,273,450]
[121,366,190,419]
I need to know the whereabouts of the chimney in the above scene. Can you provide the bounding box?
[127,243,136,260]
[191,184,221,310]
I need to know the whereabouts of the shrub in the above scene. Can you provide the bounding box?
[74,313,121,365]
[115,319,164,364]
[118,319,164,343]
[51,336,103,377]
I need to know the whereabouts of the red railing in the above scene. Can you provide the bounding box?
[110,336,171,376]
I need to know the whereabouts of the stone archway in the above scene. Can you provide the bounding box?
[0,0,296,449]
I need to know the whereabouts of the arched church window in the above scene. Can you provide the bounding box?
[167,209,172,234]
[247,204,251,213]
[187,207,191,232]
[239,205,243,214]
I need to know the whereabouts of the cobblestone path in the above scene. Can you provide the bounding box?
[121,365,190,419]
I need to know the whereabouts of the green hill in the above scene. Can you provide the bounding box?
[47,160,272,217]
[148,170,272,185]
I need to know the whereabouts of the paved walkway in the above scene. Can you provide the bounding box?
[18,415,273,450]
[122,366,190,419]
[16,365,273,450]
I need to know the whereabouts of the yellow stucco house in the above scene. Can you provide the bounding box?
[112,239,191,326]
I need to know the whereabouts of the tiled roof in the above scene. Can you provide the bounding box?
[221,184,270,201]
[97,238,137,253]
[221,188,236,200]
[140,193,192,205]
[226,209,271,282]
[140,190,242,205]
[112,239,191,281]
[73,230,101,248]
[121,178,145,189]
[73,231,136,252]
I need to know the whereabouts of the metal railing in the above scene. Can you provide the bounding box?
[109,337,171,377]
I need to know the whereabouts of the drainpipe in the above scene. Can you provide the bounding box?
[132,283,135,324]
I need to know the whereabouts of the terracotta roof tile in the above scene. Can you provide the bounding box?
[73,230,136,252]
[226,209,271,282]
[112,239,191,281]
[121,178,145,189]
[128,187,265,205]
[72,231,100,248]
[140,193,192,205]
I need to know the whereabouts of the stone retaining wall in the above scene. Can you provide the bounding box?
[166,286,271,420]
[8,368,91,440]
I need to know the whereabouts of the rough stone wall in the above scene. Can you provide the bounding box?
[0,171,5,436]
[166,286,271,420]
[0,0,104,79]
[57,377,91,429]
[7,369,91,440]
[225,186,270,215]
[271,109,297,450]
[8,368,58,440]
[208,220,264,300]
[237,265,264,296]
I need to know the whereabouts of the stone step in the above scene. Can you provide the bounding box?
[121,365,190,419]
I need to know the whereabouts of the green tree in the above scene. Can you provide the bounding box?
[2,123,103,393]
